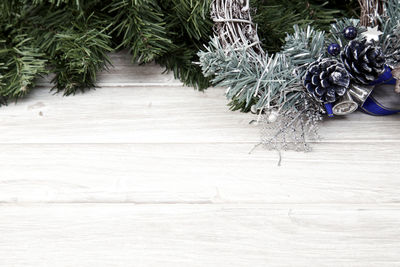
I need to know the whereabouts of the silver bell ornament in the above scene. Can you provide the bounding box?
[332,92,358,115]
[349,83,374,105]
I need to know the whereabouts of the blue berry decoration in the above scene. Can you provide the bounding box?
[327,43,341,56]
[343,26,358,40]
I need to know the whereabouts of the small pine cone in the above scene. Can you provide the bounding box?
[341,39,386,85]
[304,58,350,103]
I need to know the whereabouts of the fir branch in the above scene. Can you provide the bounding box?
[24,5,113,95]
[106,0,173,63]
[379,0,400,66]
[156,45,211,90]
[380,0,400,38]
[49,17,113,95]
[198,37,299,111]
[199,0,359,112]
[251,0,358,53]
[31,0,81,8]
[0,36,47,99]
[198,24,328,111]
[327,18,365,47]
[157,0,213,90]
[163,0,212,41]
[282,25,326,78]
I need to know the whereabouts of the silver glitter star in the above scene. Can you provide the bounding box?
[362,26,383,42]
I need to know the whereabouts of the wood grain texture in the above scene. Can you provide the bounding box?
[1,204,400,267]
[36,53,183,87]
[0,143,399,204]
[1,52,400,266]
[1,86,400,144]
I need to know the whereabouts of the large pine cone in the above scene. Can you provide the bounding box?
[341,39,386,85]
[304,59,350,103]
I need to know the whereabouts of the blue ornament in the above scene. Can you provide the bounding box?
[343,26,357,40]
[327,43,341,56]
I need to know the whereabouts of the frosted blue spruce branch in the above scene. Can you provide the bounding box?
[199,24,327,112]
[282,25,326,79]
[198,37,301,111]
[379,0,400,67]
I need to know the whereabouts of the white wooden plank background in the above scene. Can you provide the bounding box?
[1,52,400,266]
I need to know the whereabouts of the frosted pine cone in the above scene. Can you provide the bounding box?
[304,59,350,103]
[341,39,386,85]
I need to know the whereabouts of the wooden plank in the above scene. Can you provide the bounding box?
[1,52,399,267]
[1,86,400,144]
[0,203,399,267]
[0,86,258,143]
[0,143,399,203]
[36,65,182,87]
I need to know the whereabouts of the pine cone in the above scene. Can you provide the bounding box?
[304,59,350,103]
[341,39,386,85]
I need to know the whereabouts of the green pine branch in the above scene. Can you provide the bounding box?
[23,4,113,95]
[49,19,113,95]
[0,36,47,100]
[251,0,360,53]
[157,0,213,89]
[106,0,173,63]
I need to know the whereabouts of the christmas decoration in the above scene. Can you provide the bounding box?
[304,59,350,103]
[343,26,358,40]
[2,0,399,153]
[252,0,359,53]
[199,0,400,152]
[328,43,341,56]
[331,91,358,115]
[362,26,383,41]
[341,39,386,85]
[0,0,358,105]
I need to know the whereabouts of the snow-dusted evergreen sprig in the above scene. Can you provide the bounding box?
[198,30,324,152]
[200,0,400,153]
[380,0,400,38]
[198,38,299,111]
[328,18,366,47]
[379,0,400,67]
[199,21,330,112]
[282,25,326,78]
[382,24,400,68]
[198,1,327,152]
